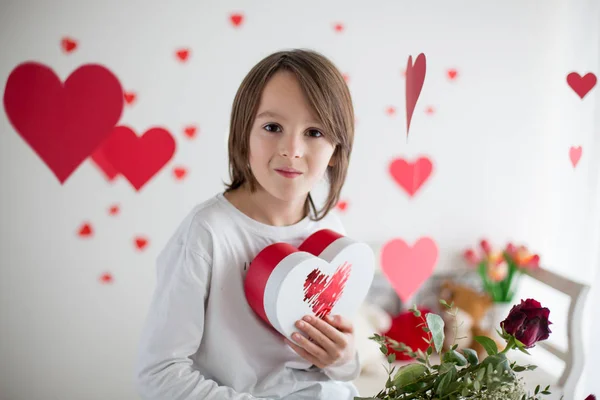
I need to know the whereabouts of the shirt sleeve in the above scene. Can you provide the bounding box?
[322,349,362,382]
[134,242,265,400]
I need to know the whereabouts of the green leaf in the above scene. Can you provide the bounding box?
[462,348,479,365]
[474,335,498,355]
[387,353,396,363]
[442,349,468,366]
[426,313,445,354]
[392,363,428,389]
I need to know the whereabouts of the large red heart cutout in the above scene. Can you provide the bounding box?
[245,229,374,341]
[3,62,124,183]
[98,126,176,191]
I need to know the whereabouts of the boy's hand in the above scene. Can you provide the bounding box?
[284,314,355,369]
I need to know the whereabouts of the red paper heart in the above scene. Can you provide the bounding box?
[333,23,344,32]
[176,48,190,62]
[135,237,148,250]
[386,106,396,116]
[108,204,120,216]
[570,146,582,168]
[230,13,244,27]
[99,272,113,284]
[566,72,597,99]
[61,37,78,53]
[336,200,349,212]
[184,125,197,139]
[99,126,176,191]
[405,53,427,137]
[173,166,187,180]
[447,68,458,80]
[381,237,438,302]
[425,106,435,115]
[389,156,433,197]
[3,62,124,183]
[124,91,136,105]
[304,261,351,318]
[78,222,93,238]
[91,146,119,181]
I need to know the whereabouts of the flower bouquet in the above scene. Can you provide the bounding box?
[463,240,540,303]
[355,298,558,399]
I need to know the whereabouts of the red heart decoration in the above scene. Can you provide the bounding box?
[91,146,119,181]
[405,53,427,137]
[380,237,438,302]
[184,125,197,139]
[333,23,344,32]
[78,222,93,238]
[389,156,433,197]
[386,106,396,116]
[230,13,244,27]
[124,91,136,105]
[570,146,582,168]
[99,126,176,191]
[61,37,78,53]
[173,166,187,180]
[245,229,374,340]
[336,200,349,212]
[135,237,148,250]
[566,72,597,99]
[425,106,435,115]
[3,62,124,183]
[108,204,120,216]
[99,272,114,284]
[176,48,190,62]
[447,68,458,80]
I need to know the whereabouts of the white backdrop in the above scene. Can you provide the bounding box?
[0,1,598,399]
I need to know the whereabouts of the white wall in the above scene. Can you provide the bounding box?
[0,1,598,399]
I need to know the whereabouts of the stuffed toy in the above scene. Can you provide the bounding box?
[438,280,504,357]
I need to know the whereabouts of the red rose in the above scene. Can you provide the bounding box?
[500,299,552,348]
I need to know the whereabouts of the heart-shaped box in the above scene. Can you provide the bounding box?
[244,229,375,340]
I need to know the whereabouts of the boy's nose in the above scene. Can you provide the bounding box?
[279,135,304,158]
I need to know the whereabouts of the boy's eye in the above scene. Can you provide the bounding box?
[307,129,323,138]
[264,124,282,133]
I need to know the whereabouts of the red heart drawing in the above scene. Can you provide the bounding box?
[3,62,124,183]
[176,48,190,62]
[173,166,187,180]
[99,126,176,191]
[304,262,352,318]
[99,272,113,284]
[566,72,597,99]
[230,13,244,27]
[336,200,349,212]
[108,204,120,216]
[333,23,344,32]
[61,37,78,53]
[447,68,458,80]
[135,237,148,250]
[245,229,374,341]
[78,222,93,238]
[389,156,433,197]
[380,237,438,302]
[124,91,136,105]
[184,125,197,139]
[405,53,427,137]
[570,146,582,168]
[91,147,119,181]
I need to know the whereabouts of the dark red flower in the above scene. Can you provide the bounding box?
[501,299,552,348]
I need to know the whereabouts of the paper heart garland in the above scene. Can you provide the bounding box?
[405,53,426,138]
[380,237,438,302]
[244,229,374,341]
[3,62,124,183]
[566,72,597,99]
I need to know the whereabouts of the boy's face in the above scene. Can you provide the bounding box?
[248,70,336,203]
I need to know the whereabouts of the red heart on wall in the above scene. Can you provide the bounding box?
[91,146,119,181]
[405,53,426,137]
[570,146,582,168]
[380,237,438,302]
[176,49,190,62]
[99,126,176,191]
[566,72,597,99]
[389,156,433,197]
[245,229,374,341]
[230,13,244,27]
[61,37,78,53]
[3,62,124,183]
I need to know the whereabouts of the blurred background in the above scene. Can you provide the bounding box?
[0,1,598,399]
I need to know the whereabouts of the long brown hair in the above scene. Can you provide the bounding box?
[224,48,355,221]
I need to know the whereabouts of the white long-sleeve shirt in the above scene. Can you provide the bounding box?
[135,192,361,400]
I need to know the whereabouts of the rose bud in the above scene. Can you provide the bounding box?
[500,298,552,348]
